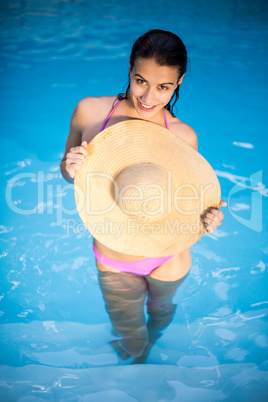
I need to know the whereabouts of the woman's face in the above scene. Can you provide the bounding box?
[129,58,183,118]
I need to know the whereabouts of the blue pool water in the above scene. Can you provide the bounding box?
[1,0,268,400]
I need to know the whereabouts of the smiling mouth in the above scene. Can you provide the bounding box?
[137,99,157,111]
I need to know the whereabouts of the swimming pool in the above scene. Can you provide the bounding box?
[1,0,267,400]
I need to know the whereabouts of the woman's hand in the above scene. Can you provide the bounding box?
[65,141,88,179]
[202,200,227,233]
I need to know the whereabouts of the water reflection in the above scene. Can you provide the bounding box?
[98,271,187,362]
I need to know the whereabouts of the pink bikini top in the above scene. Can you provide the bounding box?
[100,99,170,132]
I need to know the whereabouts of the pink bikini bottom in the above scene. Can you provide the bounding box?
[93,244,174,276]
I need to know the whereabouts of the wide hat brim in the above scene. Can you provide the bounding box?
[74,119,221,257]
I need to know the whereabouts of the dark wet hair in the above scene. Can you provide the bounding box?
[118,29,188,116]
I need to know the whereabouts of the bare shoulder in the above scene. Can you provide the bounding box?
[73,95,117,129]
[62,96,118,162]
[168,115,198,151]
[77,95,117,112]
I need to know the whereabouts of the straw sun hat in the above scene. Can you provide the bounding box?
[74,119,221,257]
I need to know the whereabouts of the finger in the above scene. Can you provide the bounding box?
[74,145,88,156]
[66,167,75,178]
[204,213,222,225]
[68,161,85,170]
[66,153,86,162]
[67,163,84,178]
[81,141,88,148]
[68,154,87,164]
[203,217,221,228]
[220,200,227,207]
[66,159,84,170]
[209,209,224,220]
[73,164,84,170]
[69,145,88,157]
[204,223,214,233]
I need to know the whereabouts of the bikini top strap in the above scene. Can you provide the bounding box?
[100,99,121,132]
[163,108,169,130]
[100,99,169,132]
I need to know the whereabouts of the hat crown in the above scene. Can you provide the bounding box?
[114,163,168,223]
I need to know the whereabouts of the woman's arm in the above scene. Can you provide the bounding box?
[60,101,89,183]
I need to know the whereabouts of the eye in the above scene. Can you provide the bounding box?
[136,78,146,85]
[159,85,168,90]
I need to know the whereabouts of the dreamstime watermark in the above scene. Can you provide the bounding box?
[5,169,264,233]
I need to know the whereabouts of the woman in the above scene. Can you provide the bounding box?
[61,29,226,360]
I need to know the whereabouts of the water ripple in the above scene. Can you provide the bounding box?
[233,141,254,149]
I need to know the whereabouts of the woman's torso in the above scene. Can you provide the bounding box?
[78,95,192,280]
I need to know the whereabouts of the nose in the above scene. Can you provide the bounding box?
[140,88,156,105]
